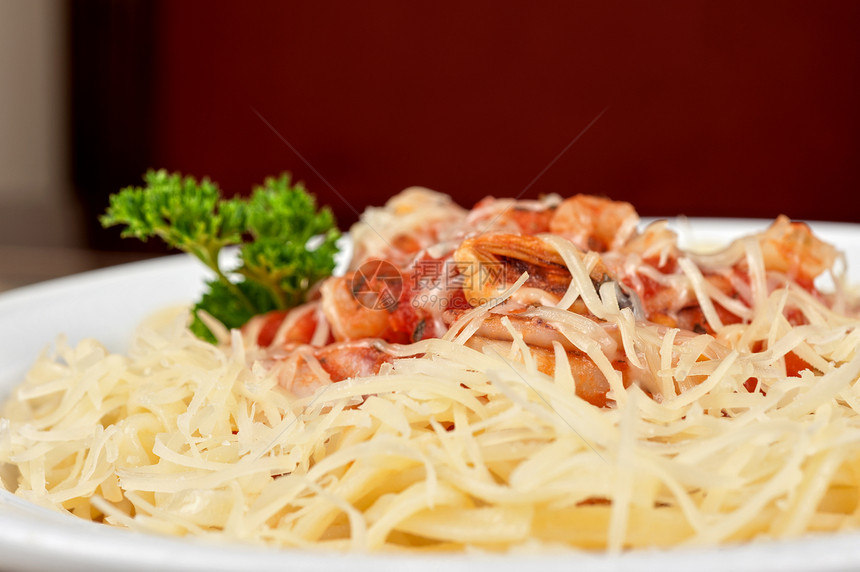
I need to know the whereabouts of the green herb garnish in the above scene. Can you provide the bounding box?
[100,169,340,342]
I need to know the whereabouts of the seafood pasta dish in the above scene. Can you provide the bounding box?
[2,182,860,552]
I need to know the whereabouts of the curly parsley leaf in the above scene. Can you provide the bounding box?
[101,169,340,341]
[189,279,279,343]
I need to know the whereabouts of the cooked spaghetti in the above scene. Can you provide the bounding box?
[2,190,860,552]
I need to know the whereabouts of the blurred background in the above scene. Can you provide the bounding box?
[1,0,859,290]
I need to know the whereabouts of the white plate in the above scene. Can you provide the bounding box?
[1,219,860,572]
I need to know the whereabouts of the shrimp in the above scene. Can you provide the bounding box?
[449,232,648,407]
[320,276,394,341]
[252,237,458,396]
[243,303,328,348]
[549,194,639,252]
[270,341,393,397]
[690,215,838,287]
[465,195,561,235]
[444,306,619,355]
[620,220,680,267]
[757,216,838,286]
[464,336,628,407]
[246,260,427,348]
[319,259,444,345]
[453,233,615,309]
[242,302,396,397]
[656,216,840,332]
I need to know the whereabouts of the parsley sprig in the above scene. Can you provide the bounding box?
[100,169,340,341]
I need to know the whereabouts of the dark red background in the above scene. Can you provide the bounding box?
[78,1,860,242]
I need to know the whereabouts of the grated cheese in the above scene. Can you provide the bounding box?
[2,217,860,554]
